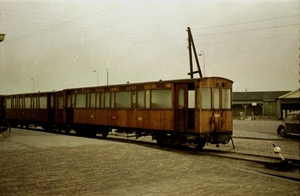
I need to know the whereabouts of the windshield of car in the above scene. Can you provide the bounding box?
[285,114,293,121]
[292,114,299,121]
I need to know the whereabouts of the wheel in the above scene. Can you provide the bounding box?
[1,120,11,138]
[101,131,109,138]
[156,135,169,148]
[196,139,206,150]
[86,131,96,138]
[64,129,71,134]
[157,139,167,148]
[170,136,182,148]
[279,127,287,137]
[75,129,85,136]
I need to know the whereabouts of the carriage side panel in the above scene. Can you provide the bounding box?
[73,109,173,131]
[198,77,233,143]
[4,92,55,127]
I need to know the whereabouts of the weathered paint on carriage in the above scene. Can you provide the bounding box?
[4,92,56,127]
[6,109,50,122]
[73,109,174,131]
[70,77,233,139]
[1,77,233,147]
[198,77,233,140]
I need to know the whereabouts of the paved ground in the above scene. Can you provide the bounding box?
[216,120,299,160]
[0,120,299,195]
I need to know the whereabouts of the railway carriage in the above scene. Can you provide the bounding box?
[4,91,57,129]
[1,76,233,149]
[61,77,233,148]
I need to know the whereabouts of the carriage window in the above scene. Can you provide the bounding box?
[6,98,11,109]
[132,91,137,108]
[111,92,115,108]
[138,90,144,108]
[152,89,171,109]
[104,92,110,108]
[178,88,184,108]
[188,90,195,108]
[67,94,74,108]
[146,90,150,108]
[58,96,64,109]
[96,93,100,108]
[90,93,96,108]
[202,87,211,109]
[76,94,86,108]
[13,98,16,109]
[116,91,131,108]
[86,94,90,108]
[25,97,31,108]
[33,97,37,109]
[100,93,105,108]
[214,88,220,109]
[19,98,24,108]
[40,96,47,109]
[222,89,231,109]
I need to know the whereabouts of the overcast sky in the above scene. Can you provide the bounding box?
[0,0,299,94]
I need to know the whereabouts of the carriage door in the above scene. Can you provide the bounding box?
[64,91,74,124]
[55,91,64,124]
[174,84,188,131]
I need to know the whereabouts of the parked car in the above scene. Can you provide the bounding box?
[277,111,300,137]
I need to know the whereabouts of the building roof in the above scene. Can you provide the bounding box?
[233,91,290,102]
[278,88,300,99]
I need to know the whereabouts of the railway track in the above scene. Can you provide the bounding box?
[107,132,300,183]
[26,128,300,183]
[195,149,299,182]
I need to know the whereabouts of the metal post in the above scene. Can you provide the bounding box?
[31,78,34,92]
[106,69,109,85]
[93,69,98,86]
[199,51,205,77]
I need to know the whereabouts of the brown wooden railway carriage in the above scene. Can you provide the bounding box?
[62,77,233,148]
[4,92,57,129]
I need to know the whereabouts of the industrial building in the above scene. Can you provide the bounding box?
[233,89,299,120]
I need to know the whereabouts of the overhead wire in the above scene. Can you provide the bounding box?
[193,14,299,30]
[194,23,299,37]
[0,2,132,42]
[0,5,298,48]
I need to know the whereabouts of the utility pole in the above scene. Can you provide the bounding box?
[187,27,203,78]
